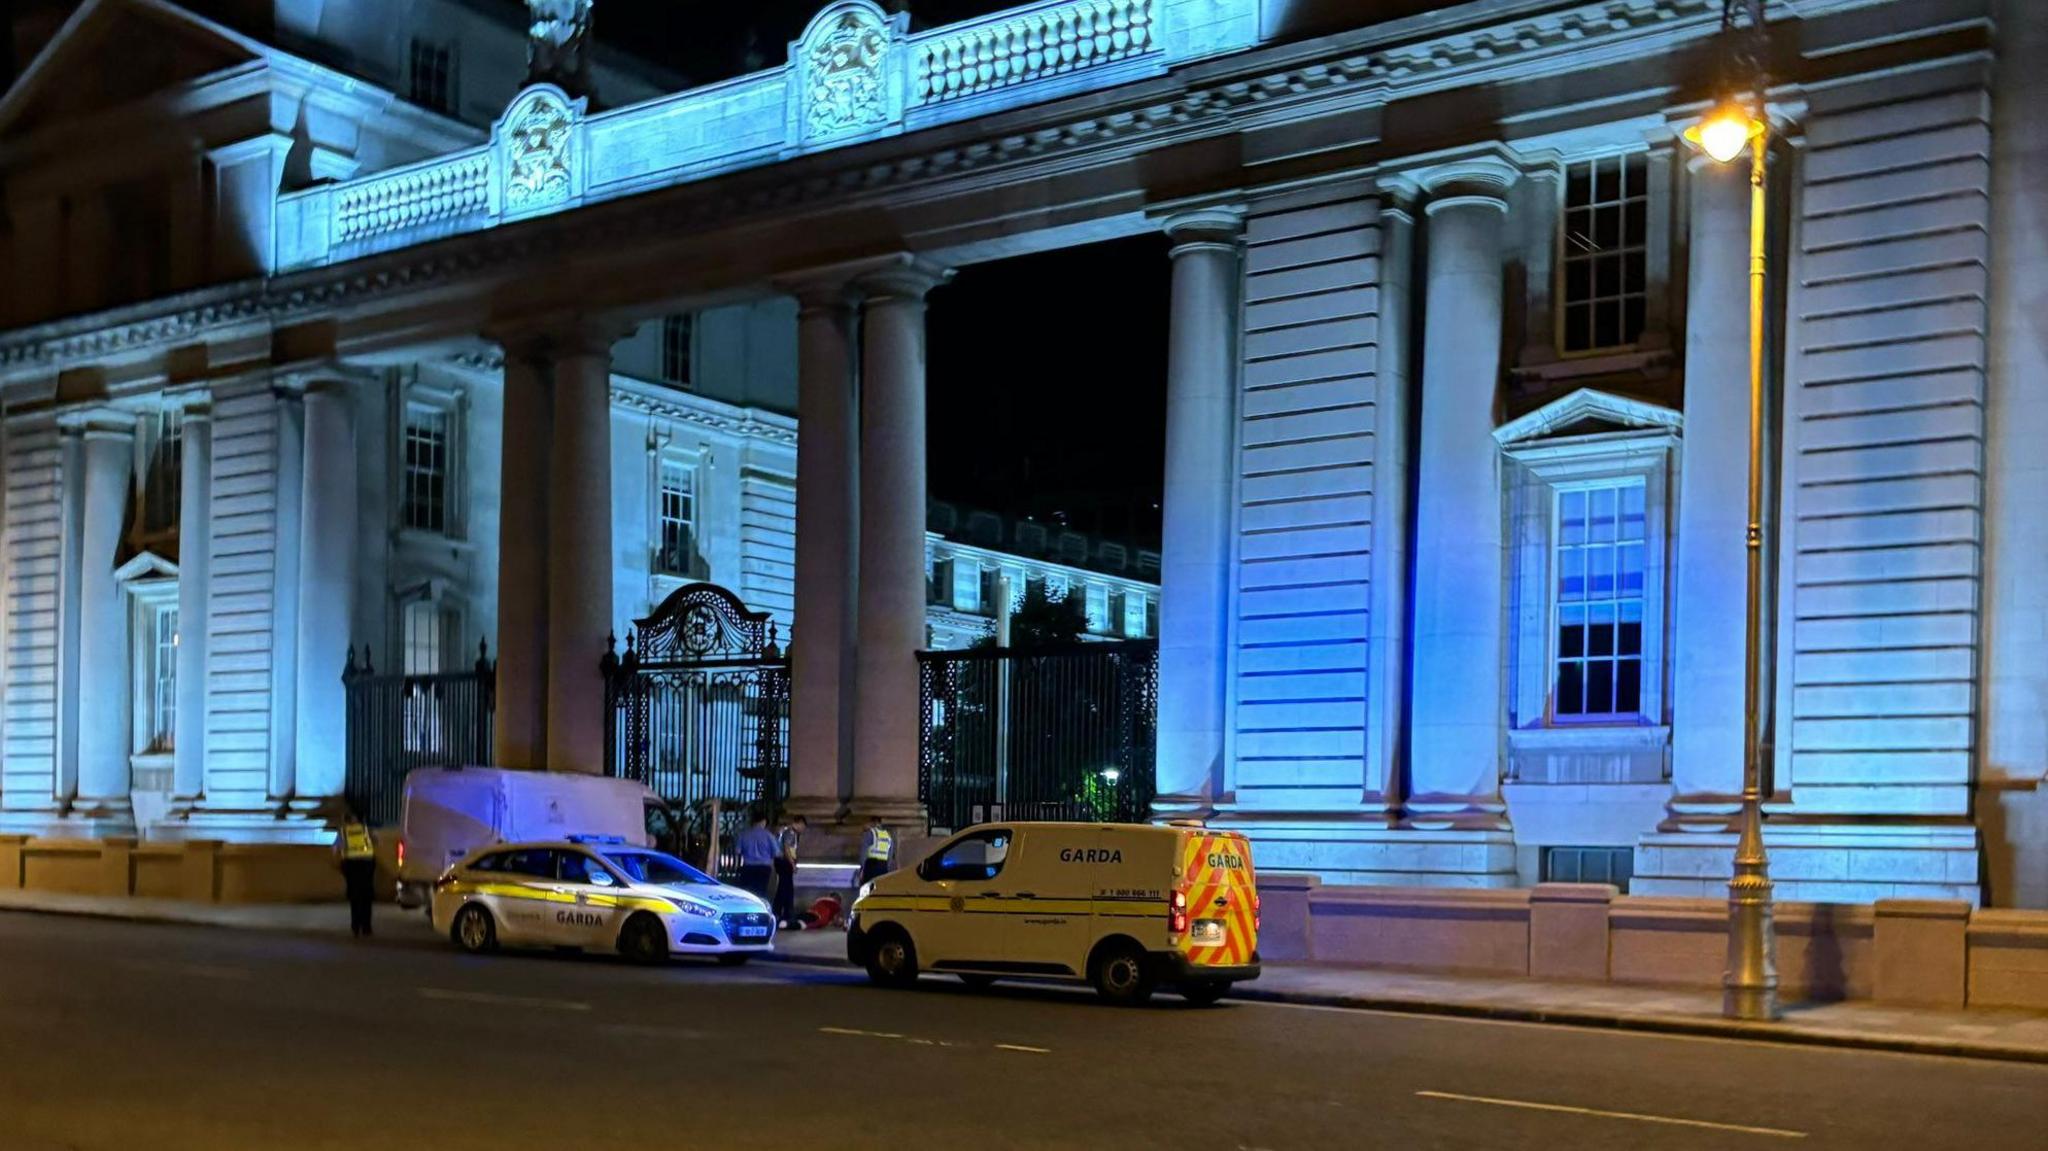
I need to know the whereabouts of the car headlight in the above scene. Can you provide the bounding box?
[663,898,718,918]
[856,881,874,904]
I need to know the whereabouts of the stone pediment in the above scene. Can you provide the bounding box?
[1493,387,1682,447]
[0,0,265,140]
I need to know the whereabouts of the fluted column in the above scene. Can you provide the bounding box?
[171,406,211,808]
[1668,154,1752,825]
[546,326,616,772]
[292,383,356,808]
[1407,165,1516,829]
[494,345,552,769]
[849,258,950,822]
[786,281,861,819]
[1153,208,1243,815]
[72,414,136,831]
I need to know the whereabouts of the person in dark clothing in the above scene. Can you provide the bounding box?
[772,814,806,928]
[337,815,378,937]
[735,811,778,901]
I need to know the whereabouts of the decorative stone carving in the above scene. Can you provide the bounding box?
[797,1,901,143]
[497,86,583,217]
[526,0,594,99]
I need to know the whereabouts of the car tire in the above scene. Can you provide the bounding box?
[452,904,497,955]
[864,926,919,989]
[1089,940,1155,1006]
[717,954,750,967]
[1178,979,1229,1007]
[618,913,669,966]
[957,974,997,990]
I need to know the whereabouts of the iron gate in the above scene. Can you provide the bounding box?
[602,583,789,877]
[918,640,1158,835]
[341,643,496,826]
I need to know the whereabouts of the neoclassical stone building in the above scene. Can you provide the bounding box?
[1,0,2043,906]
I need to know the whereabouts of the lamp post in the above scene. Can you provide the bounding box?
[1682,0,1779,1023]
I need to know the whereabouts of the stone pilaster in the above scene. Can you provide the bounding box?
[848,257,951,824]
[291,382,357,811]
[1152,207,1243,817]
[169,405,211,812]
[69,413,137,833]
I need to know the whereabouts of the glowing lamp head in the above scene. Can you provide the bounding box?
[1685,100,1765,163]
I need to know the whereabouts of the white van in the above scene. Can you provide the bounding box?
[394,766,668,908]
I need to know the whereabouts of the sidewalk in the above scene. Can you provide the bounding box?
[7,887,2046,1065]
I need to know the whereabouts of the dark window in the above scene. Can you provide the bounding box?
[929,557,954,606]
[408,39,456,116]
[1553,483,1647,721]
[469,852,513,873]
[557,851,617,886]
[143,409,182,534]
[1561,153,1649,353]
[499,849,558,879]
[403,406,451,534]
[923,829,1011,882]
[661,314,693,386]
[1542,846,1634,893]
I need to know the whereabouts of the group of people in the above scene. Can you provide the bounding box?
[736,811,897,931]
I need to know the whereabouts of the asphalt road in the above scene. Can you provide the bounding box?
[1,912,2043,1150]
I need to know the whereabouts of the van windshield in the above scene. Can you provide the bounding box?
[603,850,719,887]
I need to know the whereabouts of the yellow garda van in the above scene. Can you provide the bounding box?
[846,821,1259,1005]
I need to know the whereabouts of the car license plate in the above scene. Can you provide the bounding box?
[737,925,768,938]
[1192,919,1225,945]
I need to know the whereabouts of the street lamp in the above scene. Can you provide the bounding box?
[1684,0,1779,1024]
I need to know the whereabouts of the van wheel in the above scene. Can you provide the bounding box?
[864,926,919,989]
[618,913,669,965]
[1090,940,1155,1006]
[1179,979,1229,1007]
[452,904,497,954]
[958,973,997,990]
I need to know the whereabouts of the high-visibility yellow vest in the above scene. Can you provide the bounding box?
[342,824,375,860]
[866,828,894,861]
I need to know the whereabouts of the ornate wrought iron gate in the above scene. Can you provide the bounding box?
[602,584,790,875]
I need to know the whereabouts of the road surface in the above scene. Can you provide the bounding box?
[0,911,2041,1149]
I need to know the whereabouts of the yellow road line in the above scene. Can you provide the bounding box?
[994,1043,1052,1054]
[1415,1090,1807,1139]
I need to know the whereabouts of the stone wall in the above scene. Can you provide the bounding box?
[0,835,341,904]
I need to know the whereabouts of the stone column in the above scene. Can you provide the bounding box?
[292,383,357,809]
[494,345,552,769]
[849,259,950,822]
[1153,208,1243,815]
[546,327,615,773]
[1667,154,1752,826]
[1407,165,1516,829]
[171,407,211,809]
[72,415,136,831]
[786,282,861,819]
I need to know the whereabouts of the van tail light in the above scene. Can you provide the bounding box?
[1168,889,1188,936]
[396,838,406,871]
[1253,894,1262,933]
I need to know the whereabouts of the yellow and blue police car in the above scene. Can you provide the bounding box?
[429,838,776,964]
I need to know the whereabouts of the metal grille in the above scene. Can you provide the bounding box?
[603,583,789,878]
[918,641,1158,835]
[342,643,496,826]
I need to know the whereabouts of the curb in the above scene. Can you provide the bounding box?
[756,947,2048,1067]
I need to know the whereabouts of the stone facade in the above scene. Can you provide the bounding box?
[1,0,2044,905]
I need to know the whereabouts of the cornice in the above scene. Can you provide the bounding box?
[0,0,1894,378]
[610,385,800,448]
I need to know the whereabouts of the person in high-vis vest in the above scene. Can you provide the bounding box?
[337,815,378,937]
[859,816,895,886]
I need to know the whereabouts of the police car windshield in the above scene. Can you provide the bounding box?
[602,850,718,887]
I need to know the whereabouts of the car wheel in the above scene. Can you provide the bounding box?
[1179,979,1229,1007]
[957,974,997,990]
[864,926,919,989]
[618,913,669,966]
[716,954,750,967]
[452,904,497,955]
[1089,940,1155,1006]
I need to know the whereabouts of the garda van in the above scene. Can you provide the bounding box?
[847,821,1259,1005]
[394,766,668,908]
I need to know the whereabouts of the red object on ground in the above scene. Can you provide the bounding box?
[799,894,842,930]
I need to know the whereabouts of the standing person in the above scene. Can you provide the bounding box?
[735,811,778,901]
[773,814,806,928]
[336,814,378,938]
[859,815,895,885]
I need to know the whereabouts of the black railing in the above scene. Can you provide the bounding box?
[918,641,1158,835]
[342,643,496,826]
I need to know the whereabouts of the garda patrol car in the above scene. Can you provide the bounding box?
[847,822,1259,1005]
[429,839,776,964]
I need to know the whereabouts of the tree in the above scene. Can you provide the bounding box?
[975,579,1087,650]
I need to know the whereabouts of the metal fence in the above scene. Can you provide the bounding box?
[341,644,496,826]
[918,641,1158,835]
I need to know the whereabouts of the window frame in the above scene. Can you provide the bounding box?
[128,581,179,757]
[407,37,458,117]
[1546,477,1650,725]
[660,314,695,388]
[1556,150,1653,357]
[920,828,1012,883]
[651,450,703,580]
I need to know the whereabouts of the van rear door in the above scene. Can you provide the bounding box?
[1177,830,1257,969]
